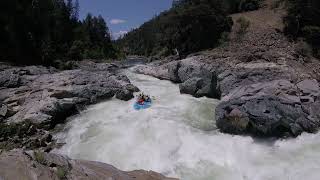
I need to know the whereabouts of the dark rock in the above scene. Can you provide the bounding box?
[0,104,7,117]
[26,138,41,149]
[39,133,52,147]
[0,71,20,88]
[196,84,212,97]
[26,125,37,136]
[179,78,203,95]
[44,133,53,143]
[167,61,181,83]
[125,84,140,92]
[50,90,75,99]
[217,108,250,134]
[116,89,134,101]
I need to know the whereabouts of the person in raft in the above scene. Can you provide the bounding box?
[137,93,151,104]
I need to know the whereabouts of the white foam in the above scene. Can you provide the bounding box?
[54,71,320,180]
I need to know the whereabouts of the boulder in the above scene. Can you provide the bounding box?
[179,78,203,95]
[167,61,181,83]
[134,65,170,80]
[216,108,250,134]
[125,84,140,92]
[297,79,320,97]
[116,89,134,101]
[216,79,320,137]
[177,57,206,82]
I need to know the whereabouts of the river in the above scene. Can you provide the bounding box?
[54,69,320,180]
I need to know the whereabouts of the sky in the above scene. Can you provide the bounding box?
[78,0,173,39]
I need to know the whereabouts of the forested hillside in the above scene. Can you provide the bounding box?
[2,0,318,65]
[0,0,119,65]
[116,0,232,58]
[116,0,263,58]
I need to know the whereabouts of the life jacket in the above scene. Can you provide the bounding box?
[138,99,144,104]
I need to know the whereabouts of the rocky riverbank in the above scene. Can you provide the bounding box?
[0,61,139,151]
[0,149,176,180]
[134,25,320,137]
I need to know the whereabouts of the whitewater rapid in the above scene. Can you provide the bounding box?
[54,70,320,180]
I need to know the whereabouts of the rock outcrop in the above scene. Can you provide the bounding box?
[0,61,139,151]
[0,62,138,127]
[216,79,320,137]
[0,150,176,180]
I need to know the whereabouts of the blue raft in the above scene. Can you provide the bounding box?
[134,100,152,110]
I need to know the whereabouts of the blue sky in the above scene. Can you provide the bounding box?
[78,0,173,39]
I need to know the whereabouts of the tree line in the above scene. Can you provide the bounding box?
[0,0,119,65]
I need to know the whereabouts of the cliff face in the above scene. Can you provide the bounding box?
[133,1,320,137]
[0,150,176,180]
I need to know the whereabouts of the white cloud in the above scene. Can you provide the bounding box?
[113,30,128,39]
[110,19,127,25]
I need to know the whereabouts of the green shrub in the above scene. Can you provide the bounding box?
[34,151,46,165]
[56,167,68,180]
[53,60,77,70]
[236,17,251,39]
[68,40,85,61]
[218,32,231,46]
[0,121,33,140]
[0,123,18,140]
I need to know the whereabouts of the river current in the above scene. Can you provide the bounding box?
[54,69,320,180]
